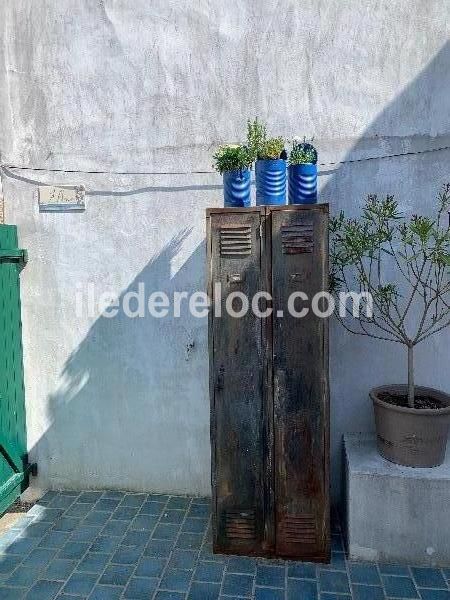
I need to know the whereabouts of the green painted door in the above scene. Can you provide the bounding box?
[0,225,33,514]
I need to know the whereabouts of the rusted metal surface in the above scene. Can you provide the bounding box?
[271,206,330,561]
[207,209,266,556]
[281,222,315,254]
[207,205,330,561]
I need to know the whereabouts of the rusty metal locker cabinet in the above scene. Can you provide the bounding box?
[207,205,330,562]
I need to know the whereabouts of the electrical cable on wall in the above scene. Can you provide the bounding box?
[1,144,449,209]
[1,144,450,178]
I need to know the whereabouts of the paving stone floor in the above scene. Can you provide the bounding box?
[0,491,448,599]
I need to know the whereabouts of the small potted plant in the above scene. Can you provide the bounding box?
[330,187,450,467]
[247,118,286,206]
[288,138,318,204]
[213,144,253,208]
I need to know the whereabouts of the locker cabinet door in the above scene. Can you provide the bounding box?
[271,205,330,561]
[207,210,267,555]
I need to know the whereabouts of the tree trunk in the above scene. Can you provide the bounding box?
[407,344,415,409]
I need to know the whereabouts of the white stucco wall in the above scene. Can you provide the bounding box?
[1,1,449,499]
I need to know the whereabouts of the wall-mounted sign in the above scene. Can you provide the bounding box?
[38,185,86,212]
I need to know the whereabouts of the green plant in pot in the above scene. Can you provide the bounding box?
[213,144,252,208]
[288,138,318,204]
[257,136,286,161]
[330,185,450,467]
[247,118,286,205]
[289,138,318,165]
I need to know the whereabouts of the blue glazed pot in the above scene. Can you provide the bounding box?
[288,163,318,204]
[223,169,251,207]
[255,159,286,206]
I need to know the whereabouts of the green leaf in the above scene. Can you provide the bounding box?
[212,144,252,174]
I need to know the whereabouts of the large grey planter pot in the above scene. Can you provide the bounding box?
[371,385,450,468]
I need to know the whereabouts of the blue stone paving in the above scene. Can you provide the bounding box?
[0,491,448,599]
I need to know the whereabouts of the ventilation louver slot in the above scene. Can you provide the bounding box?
[281,223,314,254]
[225,510,256,540]
[220,226,252,257]
[280,514,317,544]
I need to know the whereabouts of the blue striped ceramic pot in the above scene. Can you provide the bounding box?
[288,163,318,204]
[223,169,251,207]
[255,159,286,206]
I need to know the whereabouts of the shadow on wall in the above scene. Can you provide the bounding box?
[322,40,450,496]
[1,167,223,196]
[27,41,450,498]
[31,229,211,494]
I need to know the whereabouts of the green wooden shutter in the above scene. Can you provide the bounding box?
[0,225,34,514]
